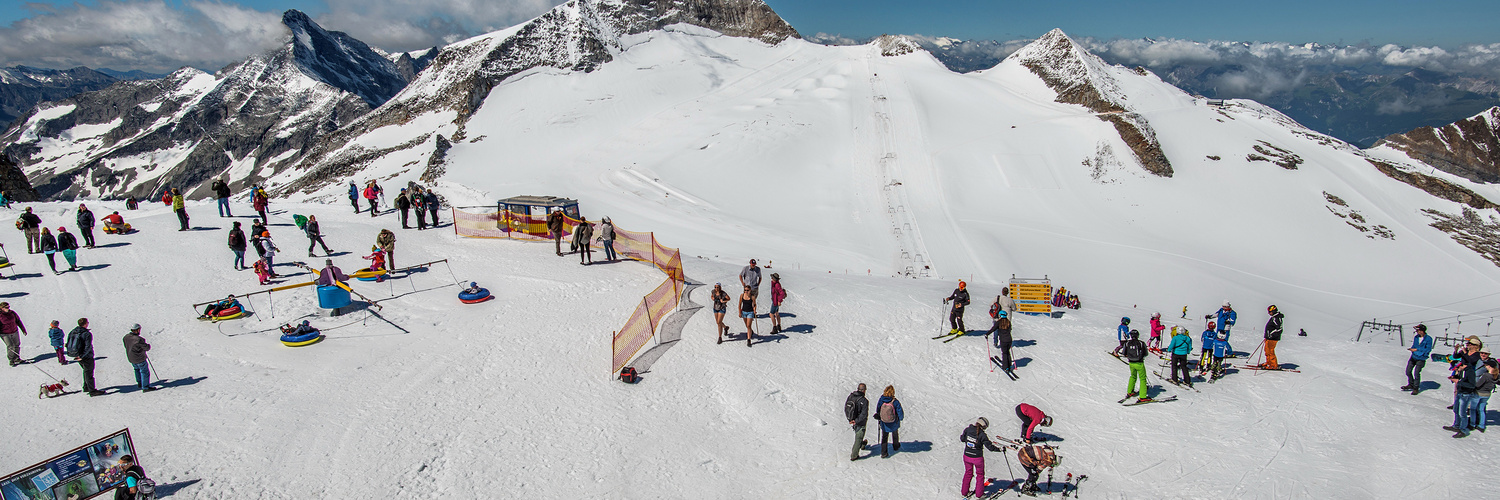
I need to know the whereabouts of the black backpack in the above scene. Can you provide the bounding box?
[844,393,863,421]
[619,366,639,384]
[115,471,155,500]
[65,329,84,358]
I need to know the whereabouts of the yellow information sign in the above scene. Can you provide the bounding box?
[1010,278,1052,315]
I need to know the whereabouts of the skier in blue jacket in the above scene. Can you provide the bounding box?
[1200,322,1217,369]
[1403,324,1434,395]
[1216,301,1237,353]
[1113,317,1131,356]
[1207,331,1232,380]
[1168,327,1194,386]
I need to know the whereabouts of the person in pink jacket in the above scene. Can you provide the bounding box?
[769,273,787,334]
[1149,313,1166,351]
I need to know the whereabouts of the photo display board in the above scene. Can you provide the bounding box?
[1,429,136,500]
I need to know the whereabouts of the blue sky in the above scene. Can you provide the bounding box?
[1,0,1498,73]
[4,0,1496,47]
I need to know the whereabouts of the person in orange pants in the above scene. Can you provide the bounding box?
[1261,305,1284,369]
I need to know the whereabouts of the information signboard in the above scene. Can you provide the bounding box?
[1,429,136,500]
[1010,277,1053,316]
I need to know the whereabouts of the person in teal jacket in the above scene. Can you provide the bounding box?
[1168,327,1194,386]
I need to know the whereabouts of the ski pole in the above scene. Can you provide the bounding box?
[147,357,163,384]
[1002,448,1016,491]
[1062,473,1072,498]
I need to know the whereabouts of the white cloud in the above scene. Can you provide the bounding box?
[0,1,283,72]
[316,0,566,51]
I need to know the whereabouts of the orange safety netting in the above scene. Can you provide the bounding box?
[453,208,686,373]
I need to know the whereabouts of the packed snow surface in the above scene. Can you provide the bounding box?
[4,15,1500,500]
[0,196,1493,498]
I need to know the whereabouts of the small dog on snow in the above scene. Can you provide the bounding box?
[39,379,69,398]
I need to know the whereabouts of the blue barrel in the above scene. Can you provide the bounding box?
[317,285,352,309]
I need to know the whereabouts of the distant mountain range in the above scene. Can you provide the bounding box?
[0,66,164,127]
[812,34,1500,149]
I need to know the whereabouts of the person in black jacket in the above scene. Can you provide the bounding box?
[212,177,232,217]
[943,281,971,334]
[395,189,412,229]
[845,383,869,461]
[1124,330,1150,402]
[67,318,103,396]
[114,454,147,500]
[56,227,79,272]
[304,215,333,257]
[993,313,1014,370]
[1446,338,1484,438]
[228,221,248,270]
[1259,305,1284,370]
[960,417,1005,498]
[424,190,441,227]
[76,204,96,248]
[38,227,59,274]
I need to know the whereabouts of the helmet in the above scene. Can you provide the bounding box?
[1129,329,1140,339]
[470,282,478,288]
[1151,312,1160,319]
[301,320,310,327]
[1040,416,1053,427]
[958,280,966,289]
[1121,317,1130,325]
[998,310,1008,319]
[1268,305,1278,313]
[1207,321,1216,329]
[1222,300,1231,308]
[976,417,989,429]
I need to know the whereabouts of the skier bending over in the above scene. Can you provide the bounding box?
[960,417,1005,498]
[1017,443,1058,495]
[1014,403,1052,443]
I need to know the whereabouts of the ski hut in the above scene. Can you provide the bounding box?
[497,195,580,236]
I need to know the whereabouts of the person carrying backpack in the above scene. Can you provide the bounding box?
[76,204,96,248]
[252,186,269,224]
[228,222,247,270]
[113,454,152,500]
[844,383,869,461]
[67,318,103,396]
[992,311,1014,370]
[1113,317,1131,356]
[304,215,333,257]
[363,181,381,217]
[123,324,156,392]
[1123,330,1149,403]
[19,207,42,253]
[960,417,1005,498]
[875,385,904,458]
[39,227,59,274]
[942,281,971,334]
[769,273,786,334]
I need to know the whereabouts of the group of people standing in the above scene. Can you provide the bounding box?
[13,204,104,274]
[1407,326,1498,438]
[707,259,787,346]
[544,208,617,264]
[352,180,443,230]
[2,302,158,396]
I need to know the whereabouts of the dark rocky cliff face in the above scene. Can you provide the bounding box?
[282,10,408,108]
[1375,106,1500,184]
[0,66,120,128]
[0,154,39,201]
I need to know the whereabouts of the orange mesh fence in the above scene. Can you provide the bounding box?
[453,208,687,374]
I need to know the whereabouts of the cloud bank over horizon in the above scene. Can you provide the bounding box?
[2,0,1498,93]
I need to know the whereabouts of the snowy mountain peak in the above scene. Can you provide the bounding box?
[873,35,923,57]
[281,9,407,108]
[1005,28,1126,113]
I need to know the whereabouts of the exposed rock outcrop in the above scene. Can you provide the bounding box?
[1367,159,1498,210]
[1376,106,1500,184]
[1006,29,1173,177]
[0,154,39,201]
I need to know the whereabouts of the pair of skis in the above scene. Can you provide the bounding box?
[934,330,969,342]
[1235,364,1301,372]
[1117,394,1178,405]
[1151,370,1201,392]
[991,356,1019,380]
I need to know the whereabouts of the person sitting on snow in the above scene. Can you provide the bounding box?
[316,259,349,287]
[103,211,127,232]
[464,282,483,294]
[200,295,240,318]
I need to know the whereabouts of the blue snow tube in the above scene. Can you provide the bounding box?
[280,329,324,347]
[458,288,492,304]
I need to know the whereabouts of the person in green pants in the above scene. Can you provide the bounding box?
[1123,330,1150,402]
